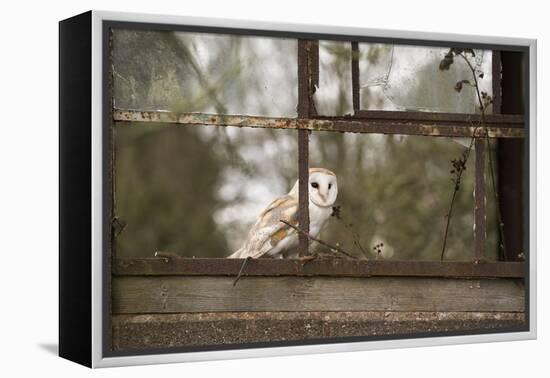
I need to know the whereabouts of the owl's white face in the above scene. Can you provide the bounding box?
[308,169,338,208]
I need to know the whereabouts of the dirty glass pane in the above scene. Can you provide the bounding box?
[358,44,493,113]
[112,29,297,117]
[309,132,499,261]
[313,41,353,116]
[114,123,298,258]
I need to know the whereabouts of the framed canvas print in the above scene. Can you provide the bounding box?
[59,10,537,368]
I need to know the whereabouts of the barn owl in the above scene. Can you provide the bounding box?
[228,168,338,259]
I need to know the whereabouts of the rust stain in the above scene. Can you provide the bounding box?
[112,110,525,139]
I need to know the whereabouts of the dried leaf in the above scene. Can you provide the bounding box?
[454,81,463,92]
[439,51,455,71]
[454,79,471,92]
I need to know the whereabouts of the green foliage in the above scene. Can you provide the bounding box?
[115,123,229,257]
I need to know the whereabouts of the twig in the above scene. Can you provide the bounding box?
[440,128,478,260]
[346,223,368,257]
[485,134,507,260]
[233,256,251,287]
[280,220,358,259]
[332,206,369,258]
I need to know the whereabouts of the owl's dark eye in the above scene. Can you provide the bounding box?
[328,183,332,189]
[311,182,319,189]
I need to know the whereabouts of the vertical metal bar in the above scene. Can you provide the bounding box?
[498,51,525,261]
[108,28,117,261]
[297,40,312,116]
[297,40,312,256]
[310,40,319,104]
[492,51,502,114]
[474,139,486,261]
[351,41,360,114]
[105,26,115,353]
[298,129,310,256]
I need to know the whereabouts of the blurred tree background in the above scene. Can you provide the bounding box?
[112,29,498,260]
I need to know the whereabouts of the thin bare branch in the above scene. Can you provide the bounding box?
[280,220,359,259]
[458,52,508,259]
[233,256,251,287]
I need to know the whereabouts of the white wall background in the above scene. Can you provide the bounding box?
[0,0,546,376]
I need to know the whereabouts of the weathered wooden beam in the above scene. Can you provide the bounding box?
[112,110,525,139]
[113,258,526,278]
[112,311,526,351]
[112,276,525,314]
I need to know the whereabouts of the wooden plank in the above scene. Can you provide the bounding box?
[112,276,525,314]
[113,258,527,278]
[112,311,526,351]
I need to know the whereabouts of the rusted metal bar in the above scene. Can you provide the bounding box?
[297,39,314,256]
[310,40,319,115]
[297,39,312,117]
[474,138,486,261]
[351,41,360,114]
[297,129,309,257]
[106,28,116,353]
[113,258,526,278]
[113,110,525,139]
[108,30,119,263]
[498,51,525,261]
[353,110,522,125]
[492,51,502,114]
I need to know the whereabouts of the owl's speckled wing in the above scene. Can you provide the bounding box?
[228,195,299,258]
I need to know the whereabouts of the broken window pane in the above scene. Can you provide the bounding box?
[112,29,297,117]
[358,44,493,114]
[313,41,353,116]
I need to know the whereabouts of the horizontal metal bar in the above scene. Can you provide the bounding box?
[353,110,523,126]
[113,258,526,278]
[113,110,524,138]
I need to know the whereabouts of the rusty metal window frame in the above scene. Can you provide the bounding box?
[110,35,526,279]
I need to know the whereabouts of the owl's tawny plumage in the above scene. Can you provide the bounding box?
[228,168,338,259]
